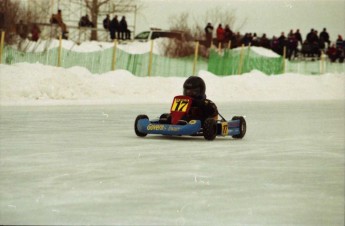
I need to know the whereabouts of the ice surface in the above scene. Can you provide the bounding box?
[0,101,344,225]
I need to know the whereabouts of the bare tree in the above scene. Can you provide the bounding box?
[72,0,141,40]
[0,0,40,44]
[164,7,246,57]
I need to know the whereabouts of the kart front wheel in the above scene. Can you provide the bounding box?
[203,118,217,141]
[135,115,148,137]
[232,116,246,139]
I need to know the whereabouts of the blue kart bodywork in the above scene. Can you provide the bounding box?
[135,116,246,139]
[134,95,246,140]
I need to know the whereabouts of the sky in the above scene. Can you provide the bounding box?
[135,0,345,42]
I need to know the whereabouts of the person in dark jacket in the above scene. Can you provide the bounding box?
[120,16,130,40]
[182,76,218,123]
[224,24,233,46]
[204,22,214,48]
[277,32,287,55]
[159,76,218,125]
[320,28,330,49]
[79,14,94,27]
[294,29,303,45]
[109,15,119,40]
[259,33,270,49]
[103,14,110,30]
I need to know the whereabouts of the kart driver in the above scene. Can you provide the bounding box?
[159,76,218,124]
[182,76,218,123]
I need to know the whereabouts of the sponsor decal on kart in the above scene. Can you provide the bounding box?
[147,124,165,131]
[167,126,180,131]
[189,120,197,125]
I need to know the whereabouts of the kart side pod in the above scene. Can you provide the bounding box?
[134,115,246,141]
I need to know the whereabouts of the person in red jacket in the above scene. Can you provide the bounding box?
[216,24,225,48]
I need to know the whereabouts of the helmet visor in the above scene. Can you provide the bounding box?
[184,88,200,97]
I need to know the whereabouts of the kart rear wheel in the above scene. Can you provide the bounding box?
[203,118,217,141]
[135,115,148,137]
[232,116,246,139]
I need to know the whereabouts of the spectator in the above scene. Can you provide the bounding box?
[252,33,259,46]
[79,14,94,27]
[336,35,345,63]
[204,22,214,48]
[294,29,303,45]
[30,23,41,41]
[326,44,338,62]
[109,15,119,40]
[216,24,225,48]
[277,32,286,55]
[50,9,68,39]
[288,29,294,38]
[287,34,298,60]
[259,33,270,49]
[336,35,343,49]
[271,36,280,54]
[103,14,110,30]
[242,33,251,46]
[306,28,318,44]
[119,16,130,40]
[232,32,241,48]
[224,24,233,46]
[320,28,330,49]
[16,20,28,39]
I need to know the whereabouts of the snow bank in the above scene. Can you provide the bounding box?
[11,38,169,55]
[0,63,344,106]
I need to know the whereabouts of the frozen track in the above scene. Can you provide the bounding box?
[0,101,344,225]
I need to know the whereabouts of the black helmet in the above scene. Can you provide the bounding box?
[183,76,206,99]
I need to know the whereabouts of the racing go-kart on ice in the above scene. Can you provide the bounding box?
[134,95,246,141]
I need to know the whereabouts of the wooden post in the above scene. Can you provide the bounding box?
[148,40,154,77]
[227,41,231,49]
[282,46,286,73]
[193,41,199,76]
[0,31,5,64]
[238,44,245,75]
[320,50,324,74]
[57,34,62,67]
[112,39,118,71]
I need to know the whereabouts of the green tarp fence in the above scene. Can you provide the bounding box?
[207,48,284,76]
[2,45,344,76]
[2,45,208,77]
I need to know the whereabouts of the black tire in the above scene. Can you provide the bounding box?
[135,115,148,137]
[232,116,246,139]
[203,118,217,141]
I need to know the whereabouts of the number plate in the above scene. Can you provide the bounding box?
[170,96,193,125]
[171,97,190,112]
[221,121,228,136]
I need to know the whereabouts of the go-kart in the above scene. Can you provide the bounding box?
[134,95,246,141]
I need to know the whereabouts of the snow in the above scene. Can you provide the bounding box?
[1,39,345,106]
[11,38,168,55]
[0,62,344,106]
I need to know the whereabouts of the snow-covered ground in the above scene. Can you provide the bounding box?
[1,62,344,106]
